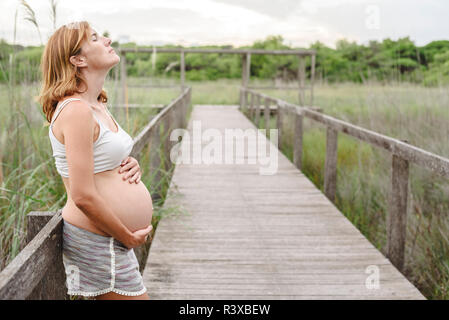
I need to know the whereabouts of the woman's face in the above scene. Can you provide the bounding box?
[74,27,120,72]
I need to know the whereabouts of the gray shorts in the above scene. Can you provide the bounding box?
[62,220,147,297]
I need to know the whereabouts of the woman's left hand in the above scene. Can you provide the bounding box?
[118,156,142,184]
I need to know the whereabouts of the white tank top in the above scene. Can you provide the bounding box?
[48,98,134,178]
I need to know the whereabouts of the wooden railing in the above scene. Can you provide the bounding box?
[117,47,315,106]
[0,87,191,300]
[239,87,449,273]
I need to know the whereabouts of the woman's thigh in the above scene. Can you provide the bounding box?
[95,291,150,300]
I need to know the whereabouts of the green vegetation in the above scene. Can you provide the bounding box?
[2,35,449,86]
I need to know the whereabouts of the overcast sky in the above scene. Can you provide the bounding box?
[1,0,448,48]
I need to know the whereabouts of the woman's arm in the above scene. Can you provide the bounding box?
[61,100,146,248]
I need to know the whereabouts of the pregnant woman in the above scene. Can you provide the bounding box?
[37,21,153,300]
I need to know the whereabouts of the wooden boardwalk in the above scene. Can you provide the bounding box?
[142,105,425,300]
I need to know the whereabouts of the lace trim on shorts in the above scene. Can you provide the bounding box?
[67,237,147,297]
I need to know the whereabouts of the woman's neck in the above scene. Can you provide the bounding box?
[77,69,108,105]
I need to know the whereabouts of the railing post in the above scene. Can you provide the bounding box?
[182,90,189,129]
[241,53,251,89]
[240,88,247,113]
[264,98,270,132]
[276,102,283,150]
[249,92,254,119]
[244,91,249,117]
[324,127,338,202]
[387,150,409,272]
[310,54,316,106]
[149,123,163,202]
[239,88,243,111]
[163,109,172,173]
[176,96,183,131]
[185,87,191,128]
[255,95,261,126]
[26,211,56,244]
[298,55,305,106]
[293,109,304,170]
[26,210,68,300]
[180,50,185,91]
[179,93,185,130]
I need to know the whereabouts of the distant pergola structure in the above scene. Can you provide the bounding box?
[117,47,316,107]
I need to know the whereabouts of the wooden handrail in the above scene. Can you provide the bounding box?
[0,211,63,299]
[119,47,316,56]
[240,86,449,272]
[241,87,449,178]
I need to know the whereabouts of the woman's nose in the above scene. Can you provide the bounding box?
[105,38,112,46]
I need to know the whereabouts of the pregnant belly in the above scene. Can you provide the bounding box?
[93,167,153,232]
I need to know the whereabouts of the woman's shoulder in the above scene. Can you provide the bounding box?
[51,97,92,135]
[54,96,91,121]
[57,95,83,106]
[55,96,77,112]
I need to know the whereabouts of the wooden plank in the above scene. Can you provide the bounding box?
[298,55,305,106]
[239,88,243,111]
[120,47,316,56]
[247,86,311,90]
[145,286,420,298]
[26,210,68,300]
[264,98,270,131]
[142,105,425,300]
[324,127,338,202]
[293,111,304,170]
[276,101,283,149]
[146,293,421,300]
[255,95,261,126]
[310,54,316,105]
[0,212,63,300]
[387,153,409,271]
[241,53,249,88]
[180,50,185,89]
[249,92,254,119]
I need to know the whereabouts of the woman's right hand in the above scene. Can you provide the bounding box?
[124,224,153,249]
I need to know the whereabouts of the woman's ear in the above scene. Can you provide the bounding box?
[69,55,87,68]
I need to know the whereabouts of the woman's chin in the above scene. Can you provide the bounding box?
[106,58,120,71]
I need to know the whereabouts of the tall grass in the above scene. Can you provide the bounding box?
[20,0,43,46]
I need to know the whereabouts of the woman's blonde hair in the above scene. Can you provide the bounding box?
[37,21,108,123]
